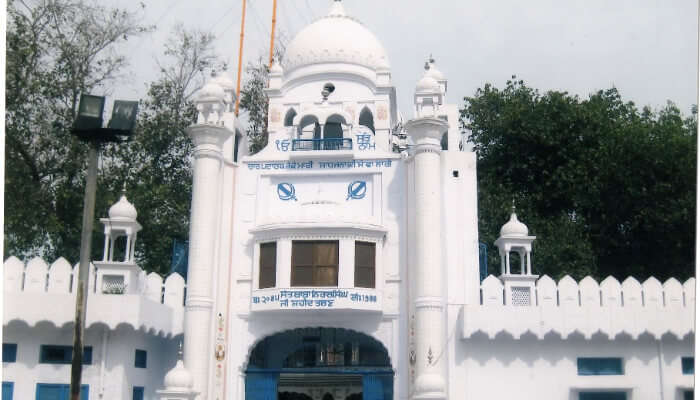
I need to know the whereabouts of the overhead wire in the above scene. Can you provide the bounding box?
[304,0,317,21]
[246,0,270,43]
[288,0,311,27]
[152,0,186,27]
[210,3,238,32]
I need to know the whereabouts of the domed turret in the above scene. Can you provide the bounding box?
[108,194,137,221]
[494,203,536,279]
[269,59,283,75]
[425,57,445,81]
[100,189,141,264]
[283,0,390,73]
[500,212,529,237]
[164,360,194,390]
[195,79,226,104]
[212,72,236,97]
[157,343,197,400]
[193,74,228,124]
[416,75,440,94]
[414,61,443,117]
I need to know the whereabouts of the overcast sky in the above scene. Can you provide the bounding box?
[109,0,698,117]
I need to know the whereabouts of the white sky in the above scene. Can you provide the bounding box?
[110,0,698,117]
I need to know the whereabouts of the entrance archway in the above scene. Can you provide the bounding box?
[245,328,393,400]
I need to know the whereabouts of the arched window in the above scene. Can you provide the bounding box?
[298,115,320,139]
[234,130,242,162]
[359,107,375,134]
[284,108,297,127]
[440,132,448,150]
[323,114,346,140]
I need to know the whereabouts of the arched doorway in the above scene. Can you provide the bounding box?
[245,328,393,400]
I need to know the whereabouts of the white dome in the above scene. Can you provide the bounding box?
[270,60,283,75]
[426,61,445,81]
[500,213,529,237]
[195,80,226,103]
[212,72,235,93]
[283,1,390,72]
[164,360,194,390]
[416,74,440,93]
[108,195,137,221]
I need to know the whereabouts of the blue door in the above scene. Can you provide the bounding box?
[36,384,88,400]
[245,373,278,400]
[2,382,13,400]
[362,375,383,400]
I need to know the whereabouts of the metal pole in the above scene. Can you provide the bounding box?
[70,140,100,400]
[269,0,278,68]
[234,0,247,116]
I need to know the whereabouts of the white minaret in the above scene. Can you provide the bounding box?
[183,77,232,399]
[406,64,449,400]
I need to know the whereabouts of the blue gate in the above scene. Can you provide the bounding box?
[246,328,393,400]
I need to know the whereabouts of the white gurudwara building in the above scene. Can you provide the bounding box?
[2,1,695,400]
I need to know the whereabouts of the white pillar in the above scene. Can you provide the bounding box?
[131,232,138,261]
[109,237,115,261]
[124,235,131,262]
[102,234,109,262]
[184,124,231,399]
[405,117,448,400]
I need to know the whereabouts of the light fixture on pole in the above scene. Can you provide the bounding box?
[69,94,138,400]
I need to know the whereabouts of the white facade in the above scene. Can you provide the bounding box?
[3,1,694,400]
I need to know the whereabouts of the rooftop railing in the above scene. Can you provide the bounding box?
[292,138,352,151]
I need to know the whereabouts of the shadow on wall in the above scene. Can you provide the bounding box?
[455,327,675,369]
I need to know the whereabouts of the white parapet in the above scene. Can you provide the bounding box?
[3,256,185,337]
[463,274,695,340]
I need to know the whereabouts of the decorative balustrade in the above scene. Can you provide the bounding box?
[292,138,353,151]
[463,274,695,340]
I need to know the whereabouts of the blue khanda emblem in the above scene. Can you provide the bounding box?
[347,180,367,200]
[277,182,297,201]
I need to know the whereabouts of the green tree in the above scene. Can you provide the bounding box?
[239,43,285,154]
[100,26,218,275]
[5,0,149,262]
[239,58,270,154]
[462,78,696,282]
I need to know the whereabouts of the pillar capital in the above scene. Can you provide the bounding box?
[404,117,448,151]
[187,124,232,158]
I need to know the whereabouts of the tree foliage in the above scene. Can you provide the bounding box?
[462,78,696,281]
[5,0,149,262]
[5,0,218,275]
[239,45,285,154]
[101,26,218,275]
[239,58,270,154]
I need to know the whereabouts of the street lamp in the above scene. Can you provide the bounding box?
[69,94,138,400]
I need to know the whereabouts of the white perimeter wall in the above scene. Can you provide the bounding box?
[3,322,179,400]
[449,329,694,400]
